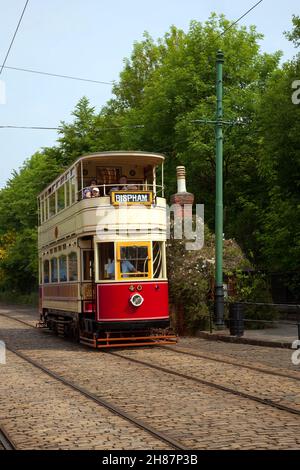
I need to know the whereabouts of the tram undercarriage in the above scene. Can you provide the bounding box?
[39,309,177,348]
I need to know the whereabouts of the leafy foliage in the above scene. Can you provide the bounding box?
[229,271,277,329]
[0,13,299,318]
[284,15,300,48]
[167,221,251,332]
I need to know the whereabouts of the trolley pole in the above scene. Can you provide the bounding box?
[215,50,225,328]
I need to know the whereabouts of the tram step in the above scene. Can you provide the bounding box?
[79,334,177,349]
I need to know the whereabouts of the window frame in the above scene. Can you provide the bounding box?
[57,185,65,212]
[50,257,58,283]
[43,259,50,284]
[59,254,68,282]
[116,241,152,281]
[68,251,78,282]
[49,192,56,217]
[82,249,94,281]
[97,242,115,281]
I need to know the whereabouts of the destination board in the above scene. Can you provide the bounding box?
[111,191,153,206]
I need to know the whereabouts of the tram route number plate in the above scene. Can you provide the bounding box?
[111,190,153,206]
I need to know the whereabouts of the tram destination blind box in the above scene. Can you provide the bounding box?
[111,190,153,206]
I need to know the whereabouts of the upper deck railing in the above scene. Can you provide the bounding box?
[79,183,164,199]
[38,183,165,226]
[38,151,165,227]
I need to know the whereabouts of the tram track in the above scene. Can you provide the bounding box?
[159,345,300,382]
[110,351,300,418]
[0,312,37,329]
[0,425,16,450]
[1,310,299,382]
[1,311,300,420]
[4,343,186,451]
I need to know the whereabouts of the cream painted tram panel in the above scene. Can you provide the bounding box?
[38,197,167,249]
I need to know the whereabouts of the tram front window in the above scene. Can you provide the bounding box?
[117,243,151,280]
[98,242,152,281]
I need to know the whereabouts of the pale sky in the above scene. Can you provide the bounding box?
[0,0,299,188]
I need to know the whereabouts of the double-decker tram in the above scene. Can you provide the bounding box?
[38,151,177,348]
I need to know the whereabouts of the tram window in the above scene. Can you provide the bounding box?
[70,177,76,204]
[59,255,67,282]
[44,199,48,221]
[152,241,164,278]
[65,181,70,207]
[41,199,45,223]
[83,251,94,281]
[39,258,43,284]
[51,258,58,283]
[57,185,65,212]
[43,260,50,283]
[117,243,151,279]
[49,193,56,217]
[68,252,78,281]
[98,243,115,280]
[39,199,43,225]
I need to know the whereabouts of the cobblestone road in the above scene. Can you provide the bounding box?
[1,347,169,450]
[115,347,300,409]
[176,337,300,372]
[0,305,300,450]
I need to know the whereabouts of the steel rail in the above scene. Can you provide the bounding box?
[2,312,300,418]
[1,311,299,382]
[5,344,186,451]
[110,351,300,418]
[158,345,300,382]
[0,426,16,450]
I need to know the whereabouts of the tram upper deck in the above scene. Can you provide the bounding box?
[38,152,166,250]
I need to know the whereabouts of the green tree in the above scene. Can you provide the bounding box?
[285,15,300,48]
[257,59,300,275]
[107,14,280,253]
[1,13,298,301]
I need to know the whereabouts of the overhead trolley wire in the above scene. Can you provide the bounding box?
[0,1,264,84]
[0,1,113,85]
[0,125,58,130]
[0,124,145,131]
[0,64,114,85]
[0,0,265,132]
[218,0,264,37]
[0,0,30,76]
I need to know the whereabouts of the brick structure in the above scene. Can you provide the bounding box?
[170,166,194,218]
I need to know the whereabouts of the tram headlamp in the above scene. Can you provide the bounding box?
[130,293,144,307]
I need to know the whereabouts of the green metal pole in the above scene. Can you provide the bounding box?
[215,50,225,328]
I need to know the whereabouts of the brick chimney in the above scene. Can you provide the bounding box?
[170,166,194,217]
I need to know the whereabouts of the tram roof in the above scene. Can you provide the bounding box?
[38,151,165,197]
[75,151,165,166]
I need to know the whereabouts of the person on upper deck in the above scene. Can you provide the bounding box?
[110,175,138,192]
[91,187,100,197]
[83,179,98,198]
[83,188,92,198]
[110,175,128,192]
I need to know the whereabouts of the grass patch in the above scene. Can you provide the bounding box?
[0,291,38,307]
